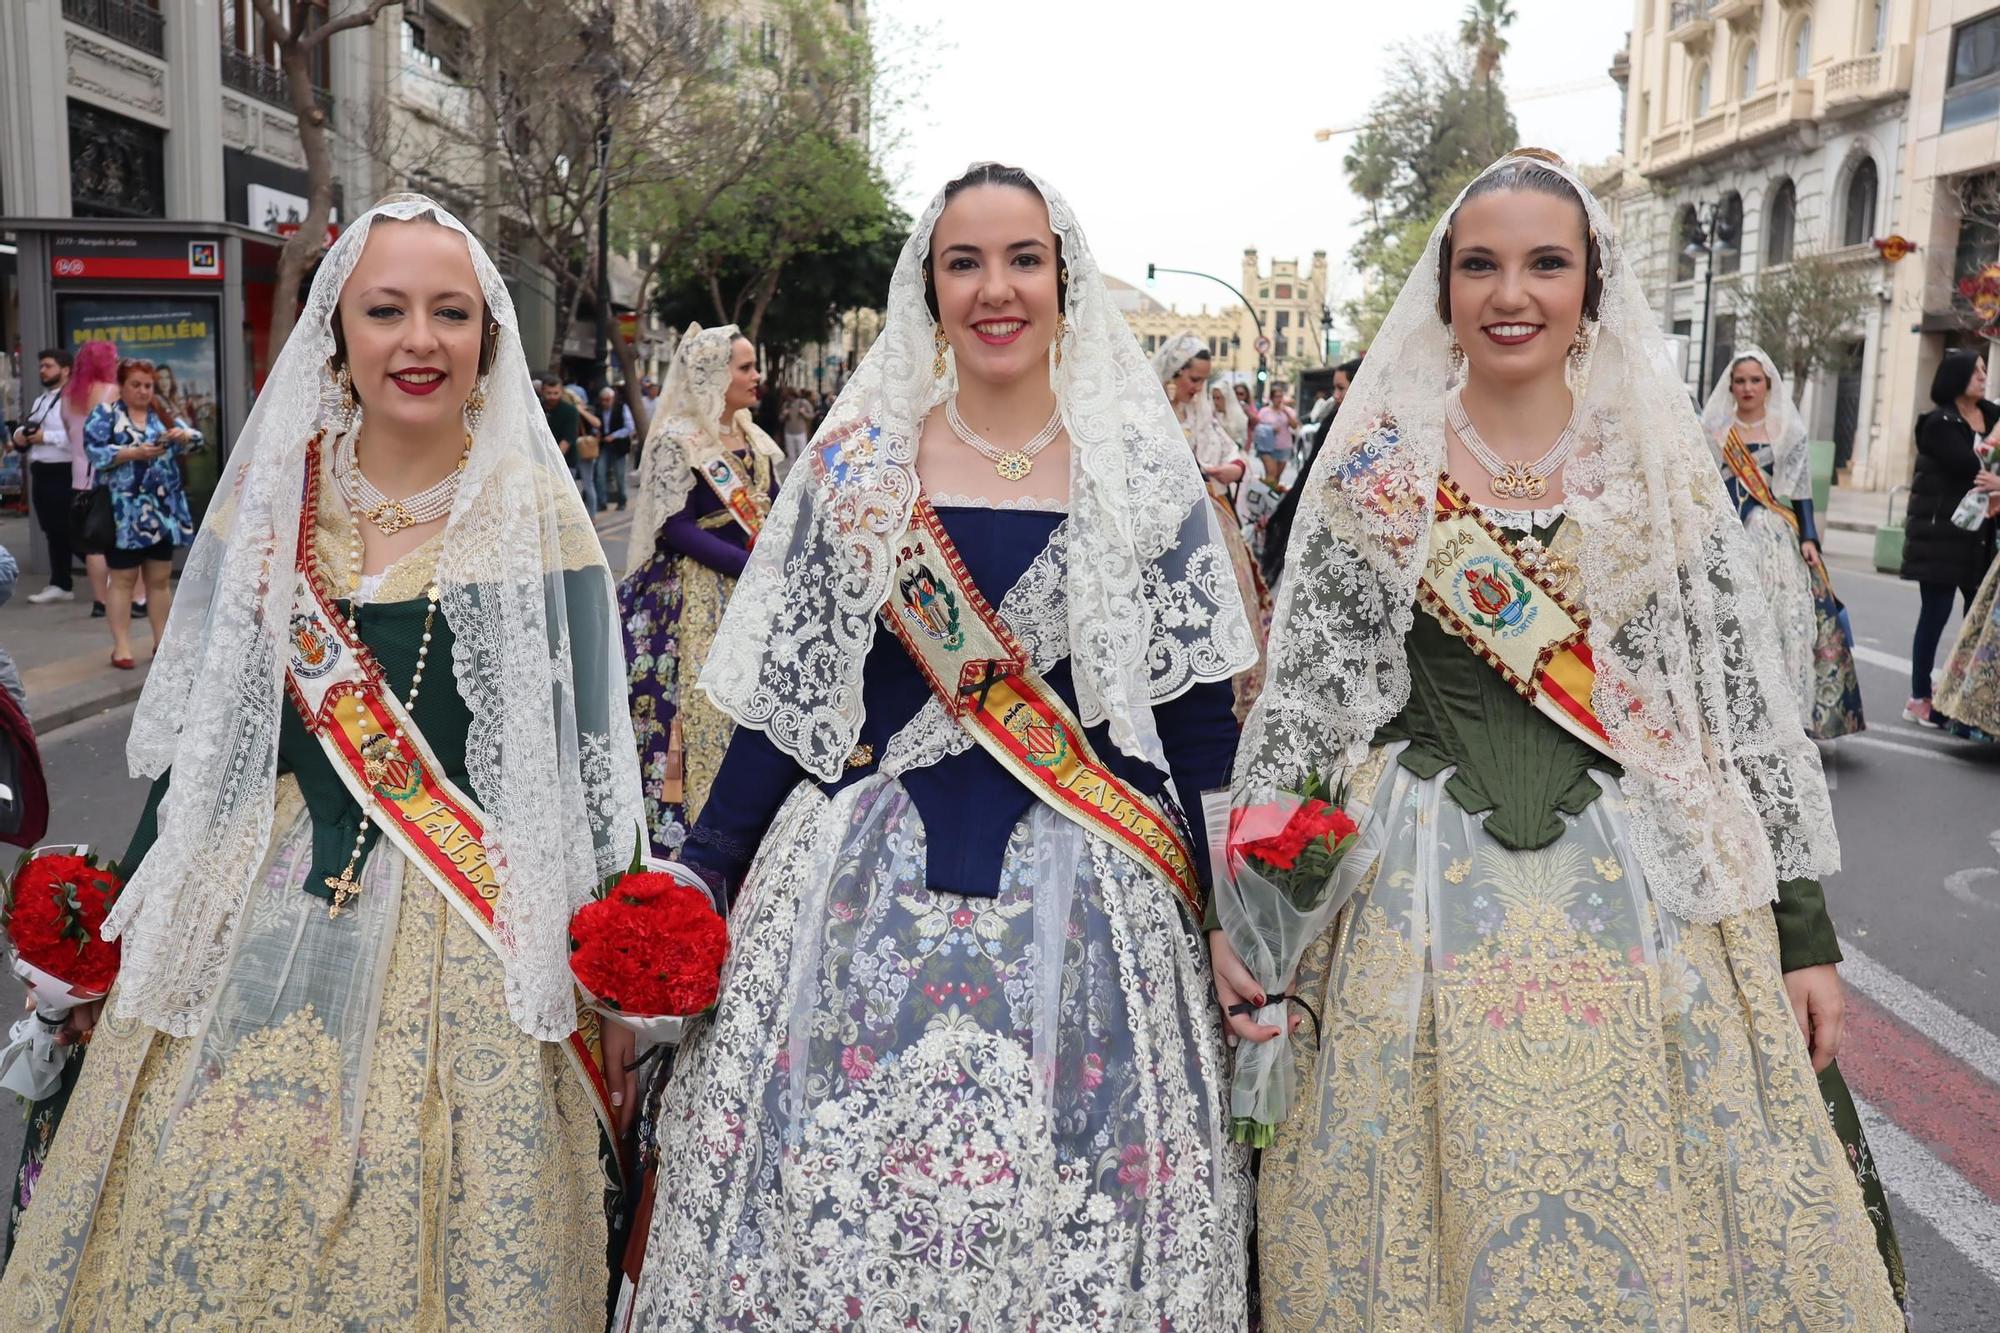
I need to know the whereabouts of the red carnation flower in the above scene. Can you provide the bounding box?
[569,874,728,1017]
[3,851,125,995]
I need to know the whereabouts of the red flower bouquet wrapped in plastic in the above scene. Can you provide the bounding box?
[2,846,125,1013]
[569,847,728,1047]
[1216,776,1368,1146]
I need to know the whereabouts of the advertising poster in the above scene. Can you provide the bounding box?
[59,296,225,521]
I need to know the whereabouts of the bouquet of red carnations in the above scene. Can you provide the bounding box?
[569,845,728,1047]
[0,846,125,1099]
[2,845,123,1009]
[1215,775,1372,1146]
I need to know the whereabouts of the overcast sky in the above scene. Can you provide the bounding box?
[869,0,1632,336]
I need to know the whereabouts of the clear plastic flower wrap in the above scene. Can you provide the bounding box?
[1214,777,1383,1145]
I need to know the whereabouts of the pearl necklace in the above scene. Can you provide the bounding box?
[946,397,1062,481]
[334,429,471,535]
[1446,387,1581,501]
[322,512,440,920]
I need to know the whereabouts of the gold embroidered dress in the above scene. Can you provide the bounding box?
[1254,507,1903,1332]
[0,484,613,1330]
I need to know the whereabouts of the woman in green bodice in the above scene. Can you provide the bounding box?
[0,196,646,1327]
[1219,151,1905,1329]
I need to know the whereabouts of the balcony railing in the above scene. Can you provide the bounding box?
[1709,0,1760,22]
[62,0,164,58]
[221,46,333,116]
[1668,1,1714,47]
[1642,78,1816,178]
[1821,44,1913,111]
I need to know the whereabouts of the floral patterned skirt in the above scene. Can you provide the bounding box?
[1255,752,1901,1332]
[622,551,737,857]
[631,775,1251,1331]
[1935,553,2000,734]
[0,781,609,1330]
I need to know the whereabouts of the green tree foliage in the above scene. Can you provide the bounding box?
[1340,37,1516,340]
[1731,250,1877,404]
[1459,0,1519,87]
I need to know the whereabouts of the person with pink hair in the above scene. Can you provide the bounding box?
[61,340,121,616]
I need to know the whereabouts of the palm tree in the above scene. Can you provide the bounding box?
[1460,0,1518,87]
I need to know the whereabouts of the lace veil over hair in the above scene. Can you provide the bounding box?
[1236,151,1838,924]
[107,194,646,1041]
[695,163,1258,780]
[624,322,783,580]
[1700,345,1813,502]
[1152,332,1237,469]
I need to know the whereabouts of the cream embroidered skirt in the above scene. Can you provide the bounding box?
[0,780,609,1330]
[1256,751,1901,1332]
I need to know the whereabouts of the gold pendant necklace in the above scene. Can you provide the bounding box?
[945,397,1062,480]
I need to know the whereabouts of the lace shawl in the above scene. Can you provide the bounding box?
[1235,154,1838,924]
[694,165,1257,781]
[107,195,646,1040]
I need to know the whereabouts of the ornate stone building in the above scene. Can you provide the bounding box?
[1110,249,1333,391]
[1610,0,1915,485]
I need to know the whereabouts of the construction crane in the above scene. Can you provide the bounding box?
[1313,76,1612,141]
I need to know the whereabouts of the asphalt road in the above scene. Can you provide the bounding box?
[3,518,1998,1325]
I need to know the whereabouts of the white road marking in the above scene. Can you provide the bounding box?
[1839,942,2000,1091]
[1852,644,1917,676]
[1841,733,1983,762]
[1853,1095,2000,1288]
[1945,867,2000,910]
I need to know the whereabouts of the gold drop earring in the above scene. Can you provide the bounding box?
[1566,322,1593,388]
[1053,315,1068,369]
[932,325,948,379]
[334,363,358,432]
[464,379,487,434]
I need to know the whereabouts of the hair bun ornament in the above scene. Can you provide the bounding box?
[1505,146,1569,168]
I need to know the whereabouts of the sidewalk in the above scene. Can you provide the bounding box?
[1827,483,1898,537]
[0,511,155,732]
[0,500,637,737]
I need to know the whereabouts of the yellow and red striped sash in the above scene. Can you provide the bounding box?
[879,495,1203,916]
[1418,474,1613,760]
[282,433,624,1165]
[1720,427,1801,537]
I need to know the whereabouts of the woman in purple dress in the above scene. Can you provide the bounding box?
[618,324,778,856]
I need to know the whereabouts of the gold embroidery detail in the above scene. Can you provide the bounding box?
[1443,857,1472,884]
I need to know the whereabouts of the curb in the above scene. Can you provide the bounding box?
[1827,517,1881,536]
[29,673,148,735]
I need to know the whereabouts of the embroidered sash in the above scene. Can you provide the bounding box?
[694,448,769,542]
[1418,474,1614,761]
[282,434,624,1164]
[1720,427,1801,537]
[879,494,1203,916]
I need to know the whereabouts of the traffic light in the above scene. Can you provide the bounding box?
[1256,368,1268,382]
[1146,263,1156,280]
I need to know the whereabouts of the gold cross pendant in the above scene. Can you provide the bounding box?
[325,867,359,918]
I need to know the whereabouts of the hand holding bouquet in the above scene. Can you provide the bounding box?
[569,843,728,1048]
[1214,775,1372,1146]
[0,847,124,1099]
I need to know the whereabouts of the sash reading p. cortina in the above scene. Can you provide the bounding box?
[282,432,624,1162]
[830,422,1202,916]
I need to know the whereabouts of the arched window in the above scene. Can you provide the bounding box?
[1677,204,1702,281]
[1694,62,1712,117]
[1740,41,1759,99]
[1715,192,1745,275]
[1843,158,1880,247]
[1766,178,1797,265]
[1792,17,1813,78]
[1870,0,1888,54]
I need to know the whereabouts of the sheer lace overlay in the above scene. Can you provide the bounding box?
[695,166,1257,783]
[1236,155,1837,924]
[105,195,646,1040]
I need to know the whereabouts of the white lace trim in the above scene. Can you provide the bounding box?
[1482,503,1567,532]
[928,491,1070,514]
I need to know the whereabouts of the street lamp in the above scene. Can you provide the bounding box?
[582,5,630,391]
[1148,261,1269,402]
[1683,198,1738,392]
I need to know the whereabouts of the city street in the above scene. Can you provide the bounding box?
[4,518,1997,1322]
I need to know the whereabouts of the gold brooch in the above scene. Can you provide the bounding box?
[846,743,874,769]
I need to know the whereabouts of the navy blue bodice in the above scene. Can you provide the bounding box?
[684,506,1239,901]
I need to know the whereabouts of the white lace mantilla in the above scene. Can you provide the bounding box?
[696,164,1256,783]
[928,491,1069,513]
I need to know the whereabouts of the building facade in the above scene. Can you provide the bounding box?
[1112,249,1334,393]
[1612,0,1916,485]
[1876,1,2000,492]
